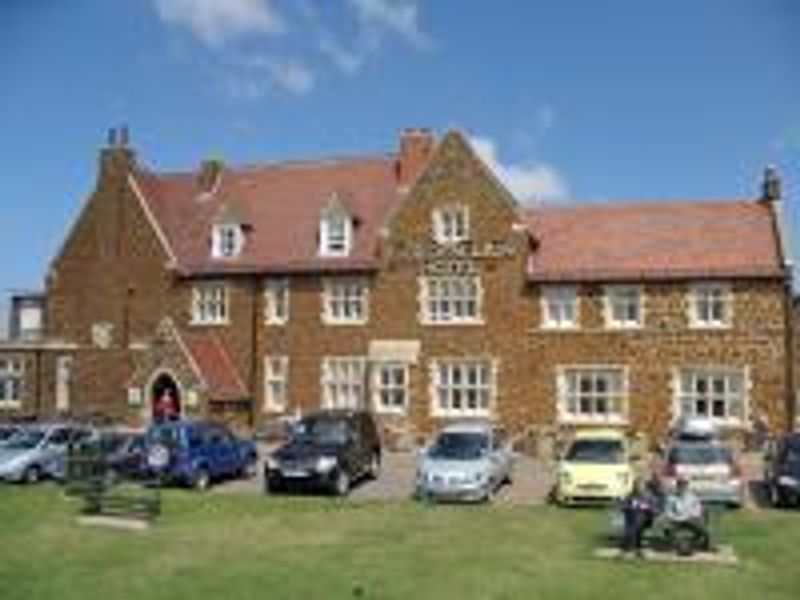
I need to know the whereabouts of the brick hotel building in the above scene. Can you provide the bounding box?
[0,129,794,442]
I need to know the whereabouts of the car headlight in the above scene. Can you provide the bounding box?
[617,472,631,486]
[266,456,279,470]
[472,471,488,484]
[560,471,572,485]
[316,456,337,473]
[0,455,27,473]
[778,475,799,487]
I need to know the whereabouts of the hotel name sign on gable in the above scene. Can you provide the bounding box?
[394,239,517,274]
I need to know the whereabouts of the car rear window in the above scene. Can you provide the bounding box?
[565,439,624,464]
[429,432,489,461]
[668,444,732,465]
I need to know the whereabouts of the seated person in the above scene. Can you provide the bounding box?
[664,477,710,551]
[620,477,657,555]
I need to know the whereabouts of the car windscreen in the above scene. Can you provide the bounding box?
[782,445,800,467]
[428,432,489,461]
[293,418,350,446]
[565,439,624,464]
[668,444,732,465]
[0,428,18,441]
[146,426,181,447]
[2,430,45,450]
[102,433,135,453]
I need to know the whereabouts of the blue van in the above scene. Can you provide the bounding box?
[143,420,257,490]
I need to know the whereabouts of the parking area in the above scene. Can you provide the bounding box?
[214,447,557,505]
[214,446,769,509]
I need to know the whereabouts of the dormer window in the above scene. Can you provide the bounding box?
[319,197,353,257]
[433,205,469,245]
[212,224,244,259]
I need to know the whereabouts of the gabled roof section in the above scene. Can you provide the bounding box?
[178,328,248,400]
[380,130,522,236]
[524,199,783,282]
[133,155,401,275]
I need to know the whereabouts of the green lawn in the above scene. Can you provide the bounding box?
[1,485,799,600]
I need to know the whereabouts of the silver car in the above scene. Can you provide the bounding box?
[662,440,743,507]
[0,424,93,483]
[415,422,514,502]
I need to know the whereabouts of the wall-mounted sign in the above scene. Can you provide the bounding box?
[91,322,114,349]
[396,240,516,264]
[127,387,142,407]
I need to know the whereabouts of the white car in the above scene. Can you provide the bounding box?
[0,424,93,483]
[415,422,514,503]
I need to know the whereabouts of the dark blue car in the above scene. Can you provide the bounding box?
[143,420,257,490]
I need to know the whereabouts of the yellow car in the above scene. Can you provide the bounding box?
[555,429,634,505]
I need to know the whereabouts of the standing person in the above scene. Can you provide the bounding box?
[620,477,655,557]
[664,477,709,551]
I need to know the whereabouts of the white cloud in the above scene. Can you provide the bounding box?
[470,136,570,203]
[223,56,315,99]
[318,37,364,75]
[316,0,430,75]
[154,0,285,47]
[265,59,315,96]
[348,0,429,48]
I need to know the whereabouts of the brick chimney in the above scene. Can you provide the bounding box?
[98,125,135,190]
[196,159,224,197]
[397,128,434,189]
[761,164,781,202]
[760,165,792,268]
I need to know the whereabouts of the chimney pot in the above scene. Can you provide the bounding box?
[197,159,224,196]
[119,125,129,147]
[107,127,118,147]
[762,165,781,202]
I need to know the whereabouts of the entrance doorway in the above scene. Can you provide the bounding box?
[151,372,181,422]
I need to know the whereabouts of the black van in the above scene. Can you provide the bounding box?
[764,433,800,507]
[264,410,381,496]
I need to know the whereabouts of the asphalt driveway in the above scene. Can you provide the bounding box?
[214,448,556,505]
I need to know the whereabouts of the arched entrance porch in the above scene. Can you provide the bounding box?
[150,372,182,422]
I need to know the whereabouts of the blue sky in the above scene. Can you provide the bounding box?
[1,0,799,311]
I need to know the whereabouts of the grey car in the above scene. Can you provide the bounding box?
[0,424,93,483]
[662,440,743,507]
[415,422,514,502]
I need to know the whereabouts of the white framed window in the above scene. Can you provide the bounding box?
[558,367,628,423]
[433,205,469,245]
[322,278,368,324]
[605,285,643,328]
[689,282,732,328]
[0,358,24,408]
[322,357,366,409]
[431,359,495,417]
[211,224,244,258]
[541,286,579,329]
[264,278,289,325]
[372,362,408,414]
[191,283,228,325]
[420,275,482,324]
[675,367,747,425]
[264,356,289,411]
[319,211,352,257]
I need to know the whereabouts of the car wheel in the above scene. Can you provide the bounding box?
[193,468,211,491]
[367,452,381,480]
[333,469,350,497]
[23,465,42,484]
[769,484,786,508]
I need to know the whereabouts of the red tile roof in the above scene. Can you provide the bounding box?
[524,200,783,282]
[130,139,783,282]
[134,156,401,275]
[178,329,247,400]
